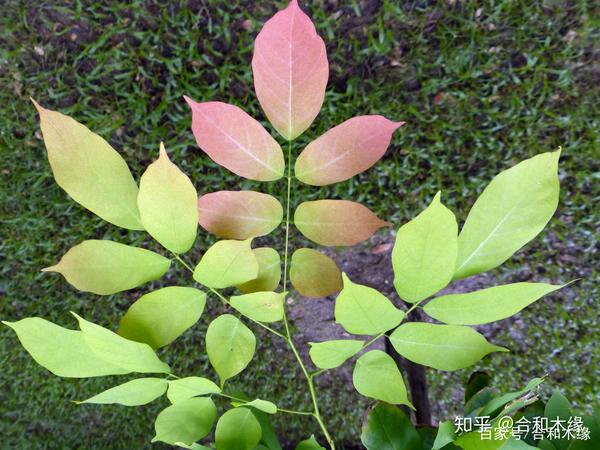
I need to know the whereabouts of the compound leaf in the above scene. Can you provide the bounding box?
[167,377,221,404]
[290,248,342,298]
[193,239,258,289]
[308,339,364,370]
[389,323,507,371]
[118,286,206,348]
[138,143,198,254]
[32,100,143,230]
[42,240,171,295]
[215,408,262,450]
[79,378,168,406]
[152,397,217,445]
[252,0,328,140]
[236,248,281,294]
[229,292,285,323]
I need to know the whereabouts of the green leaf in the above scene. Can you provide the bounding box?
[454,150,560,279]
[361,403,423,450]
[481,377,544,416]
[32,100,143,230]
[3,318,128,377]
[73,313,170,374]
[433,420,456,450]
[206,315,256,387]
[215,408,262,450]
[193,239,258,288]
[544,390,571,450]
[118,286,206,348]
[308,339,364,369]
[465,371,493,403]
[389,323,507,371]
[229,292,284,323]
[78,378,167,406]
[152,397,217,445]
[231,399,277,415]
[392,192,458,303]
[137,143,198,254]
[42,240,171,295]
[464,387,498,417]
[424,282,566,325]
[290,248,342,298]
[352,350,413,407]
[253,410,283,450]
[167,377,221,403]
[236,247,281,294]
[334,273,404,335]
[295,435,326,450]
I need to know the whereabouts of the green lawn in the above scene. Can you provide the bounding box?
[1,0,598,448]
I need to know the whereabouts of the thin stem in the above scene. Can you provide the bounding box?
[215,392,313,416]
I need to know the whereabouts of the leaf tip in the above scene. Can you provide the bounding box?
[158,142,169,160]
[30,97,43,113]
[183,95,196,108]
[41,264,59,273]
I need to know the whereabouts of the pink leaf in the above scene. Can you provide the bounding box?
[252,0,328,140]
[295,116,405,186]
[185,98,285,181]
[294,200,390,246]
[198,190,283,239]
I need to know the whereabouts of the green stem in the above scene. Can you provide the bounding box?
[216,392,313,416]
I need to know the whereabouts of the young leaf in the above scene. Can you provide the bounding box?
[32,100,143,230]
[389,323,507,371]
[252,0,328,140]
[308,339,364,369]
[73,313,170,374]
[198,190,283,239]
[138,143,198,253]
[229,292,285,323]
[454,150,560,279]
[392,192,458,303]
[295,436,326,450]
[118,286,206,348]
[167,377,221,403]
[185,98,284,181]
[290,248,342,298]
[206,314,256,386]
[42,240,171,295]
[361,403,423,450]
[295,116,404,186]
[423,282,566,325]
[335,273,404,335]
[78,378,168,406]
[294,200,390,246]
[152,397,217,445]
[215,408,262,450]
[3,318,128,377]
[193,239,258,288]
[352,350,413,407]
[231,399,278,415]
[236,248,281,294]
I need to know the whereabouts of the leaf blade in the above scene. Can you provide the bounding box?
[193,239,258,289]
[236,247,281,294]
[290,248,342,298]
[167,377,221,403]
[229,292,285,323]
[79,378,168,406]
[153,397,217,445]
[215,408,262,450]
[308,339,364,369]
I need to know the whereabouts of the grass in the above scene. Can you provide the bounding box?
[0,0,598,448]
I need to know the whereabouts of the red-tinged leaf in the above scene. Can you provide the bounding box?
[185,98,284,181]
[198,190,283,239]
[294,200,390,246]
[295,116,405,186]
[252,0,328,140]
[290,248,342,298]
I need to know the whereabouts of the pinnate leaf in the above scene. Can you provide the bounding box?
[389,322,507,371]
[424,282,566,325]
[295,116,404,185]
[152,397,217,445]
[186,98,284,181]
[392,192,458,303]
[232,399,278,415]
[118,286,206,348]
[290,248,342,297]
[32,99,143,230]
[193,239,258,288]
[252,0,328,140]
[308,339,364,369]
[294,200,390,246]
[138,143,198,253]
[353,350,413,407]
[198,190,283,239]
[206,314,256,387]
[229,292,285,323]
[42,240,171,295]
[3,317,128,377]
[454,150,560,279]
[79,378,168,406]
[236,247,281,294]
[361,403,423,450]
[335,273,404,335]
[167,377,221,403]
[215,408,262,450]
